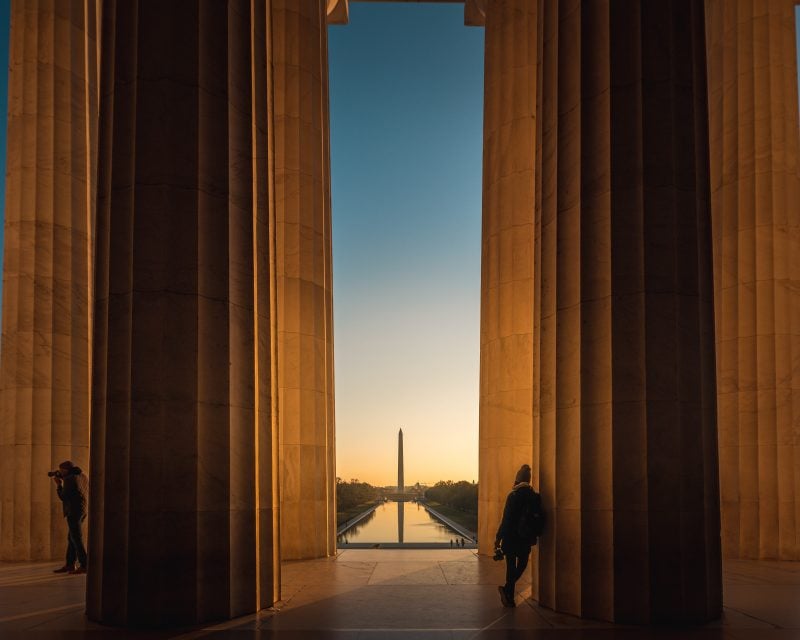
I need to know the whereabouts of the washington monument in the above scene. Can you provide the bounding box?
[397,428,404,493]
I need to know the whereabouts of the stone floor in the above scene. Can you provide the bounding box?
[1,550,799,638]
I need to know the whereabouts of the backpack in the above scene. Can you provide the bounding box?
[517,490,545,545]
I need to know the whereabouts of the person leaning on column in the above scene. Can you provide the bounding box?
[50,460,89,574]
[494,464,545,608]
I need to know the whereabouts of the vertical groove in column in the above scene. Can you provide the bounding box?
[258,0,281,609]
[87,0,276,625]
[739,0,760,558]
[0,0,96,562]
[642,1,682,619]
[578,0,613,622]
[85,0,133,621]
[706,0,738,561]
[319,0,337,558]
[534,0,721,623]
[695,0,724,617]
[534,0,558,608]
[271,0,335,561]
[553,0,580,616]
[531,0,545,605]
[39,0,56,560]
[785,0,800,560]
[769,0,788,560]
[706,0,800,560]
[752,0,775,559]
[608,0,648,621]
[478,0,537,556]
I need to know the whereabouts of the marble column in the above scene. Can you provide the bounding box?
[480,0,721,623]
[532,0,721,623]
[478,0,537,557]
[86,0,278,625]
[0,0,98,561]
[272,0,337,561]
[706,0,800,561]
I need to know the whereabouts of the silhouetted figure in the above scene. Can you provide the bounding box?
[51,461,89,574]
[450,539,454,548]
[494,464,544,608]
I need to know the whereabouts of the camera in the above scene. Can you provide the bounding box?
[48,466,78,478]
[492,546,504,561]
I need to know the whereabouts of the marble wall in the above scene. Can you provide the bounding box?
[706,0,800,561]
[0,0,97,562]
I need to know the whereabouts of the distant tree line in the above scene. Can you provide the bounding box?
[336,478,379,513]
[425,480,478,514]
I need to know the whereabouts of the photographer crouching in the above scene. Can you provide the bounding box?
[49,461,89,574]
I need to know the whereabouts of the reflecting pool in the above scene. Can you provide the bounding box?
[338,501,462,544]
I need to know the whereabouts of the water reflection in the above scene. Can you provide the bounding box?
[338,500,460,544]
[398,501,404,544]
[342,508,377,540]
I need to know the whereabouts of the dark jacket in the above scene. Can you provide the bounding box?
[495,482,542,554]
[57,467,89,519]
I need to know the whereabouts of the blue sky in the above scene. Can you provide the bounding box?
[329,3,484,485]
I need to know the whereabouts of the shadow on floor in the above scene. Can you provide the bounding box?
[1,552,799,639]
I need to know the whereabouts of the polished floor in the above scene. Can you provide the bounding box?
[1,550,799,638]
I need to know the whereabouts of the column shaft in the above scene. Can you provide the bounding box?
[706,0,800,560]
[532,0,721,623]
[272,0,336,561]
[478,0,537,556]
[0,0,97,561]
[86,0,277,624]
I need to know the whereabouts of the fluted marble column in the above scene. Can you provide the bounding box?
[706,0,800,561]
[478,0,537,556]
[481,0,721,622]
[87,0,277,625]
[0,0,97,561]
[532,0,721,623]
[272,0,336,561]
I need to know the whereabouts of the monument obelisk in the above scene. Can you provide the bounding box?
[397,428,404,493]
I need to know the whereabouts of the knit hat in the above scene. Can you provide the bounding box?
[514,464,532,484]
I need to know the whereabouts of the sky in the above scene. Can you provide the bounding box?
[0,6,796,488]
[328,3,484,487]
